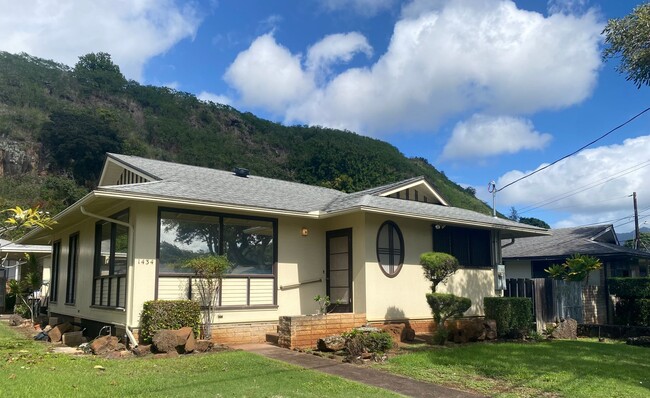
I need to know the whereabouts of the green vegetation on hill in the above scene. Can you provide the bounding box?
[0,51,492,215]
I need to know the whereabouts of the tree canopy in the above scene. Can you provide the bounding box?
[624,232,650,252]
[603,4,650,88]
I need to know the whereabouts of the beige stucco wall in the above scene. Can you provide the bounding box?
[362,213,497,321]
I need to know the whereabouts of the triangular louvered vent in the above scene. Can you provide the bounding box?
[116,169,149,185]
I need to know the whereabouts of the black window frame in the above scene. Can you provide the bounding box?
[376,220,405,278]
[65,232,79,305]
[432,225,492,268]
[50,240,61,303]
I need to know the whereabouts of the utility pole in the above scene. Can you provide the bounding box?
[633,192,640,250]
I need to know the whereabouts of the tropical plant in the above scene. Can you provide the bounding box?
[1,206,56,239]
[6,254,41,322]
[184,255,231,339]
[544,254,602,283]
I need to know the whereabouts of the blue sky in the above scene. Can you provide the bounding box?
[2,0,649,233]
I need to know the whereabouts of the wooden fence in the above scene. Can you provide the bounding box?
[504,278,584,331]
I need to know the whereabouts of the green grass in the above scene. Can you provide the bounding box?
[377,339,650,397]
[0,322,399,397]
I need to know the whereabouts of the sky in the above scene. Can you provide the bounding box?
[1,0,650,233]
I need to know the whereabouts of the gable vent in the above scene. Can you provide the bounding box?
[233,167,250,178]
[116,169,149,185]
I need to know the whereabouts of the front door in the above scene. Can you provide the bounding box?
[326,228,352,313]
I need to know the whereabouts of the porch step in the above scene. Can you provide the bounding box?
[265,333,279,345]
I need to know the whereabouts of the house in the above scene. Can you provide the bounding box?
[20,153,547,343]
[502,224,650,324]
[0,239,51,313]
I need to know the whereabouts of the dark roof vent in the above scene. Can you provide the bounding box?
[233,167,250,178]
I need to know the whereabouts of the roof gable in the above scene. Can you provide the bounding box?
[98,154,158,187]
[352,176,448,206]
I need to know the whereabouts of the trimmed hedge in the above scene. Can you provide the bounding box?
[608,277,650,299]
[139,300,201,343]
[614,298,650,327]
[484,297,532,338]
[425,293,471,324]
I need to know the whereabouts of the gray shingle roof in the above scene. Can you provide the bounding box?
[101,154,547,235]
[502,225,650,259]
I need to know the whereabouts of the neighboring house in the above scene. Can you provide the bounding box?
[502,225,650,324]
[21,153,547,342]
[0,239,51,313]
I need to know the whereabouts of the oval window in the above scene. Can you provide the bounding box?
[376,220,404,277]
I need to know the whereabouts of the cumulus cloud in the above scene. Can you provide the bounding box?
[223,34,314,113]
[197,91,232,106]
[0,0,200,80]
[441,114,552,160]
[224,0,603,136]
[306,33,373,77]
[496,136,650,228]
[321,0,397,17]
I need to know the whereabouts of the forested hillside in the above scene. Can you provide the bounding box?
[0,51,491,216]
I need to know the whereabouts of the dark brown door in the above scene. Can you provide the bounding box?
[326,228,352,313]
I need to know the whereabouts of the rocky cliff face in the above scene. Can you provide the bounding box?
[0,138,40,176]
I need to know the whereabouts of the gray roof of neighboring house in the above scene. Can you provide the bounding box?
[502,225,650,260]
[95,153,547,235]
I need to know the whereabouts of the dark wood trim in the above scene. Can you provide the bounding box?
[326,228,353,313]
[65,232,80,305]
[376,220,404,278]
[50,240,61,303]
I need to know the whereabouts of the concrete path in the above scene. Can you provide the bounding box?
[234,343,485,398]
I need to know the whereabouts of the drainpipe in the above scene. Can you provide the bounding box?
[80,206,137,344]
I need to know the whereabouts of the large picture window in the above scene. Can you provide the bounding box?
[159,209,276,275]
[93,210,129,307]
[432,225,491,268]
[376,220,404,277]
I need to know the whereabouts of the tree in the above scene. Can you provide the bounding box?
[545,254,602,282]
[603,4,650,88]
[7,254,41,322]
[508,206,519,221]
[624,232,650,252]
[74,52,127,94]
[1,206,55,240]
[184,255,231,339]
[518,217,550,229]
[420,252,459,292]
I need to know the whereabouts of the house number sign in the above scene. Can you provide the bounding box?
[136,259,156,265]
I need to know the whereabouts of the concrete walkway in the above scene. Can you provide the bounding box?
[234,343,485,398]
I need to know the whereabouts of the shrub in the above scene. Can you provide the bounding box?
[614,298,650,326]
[420,252,459,292]
[139,300,201,343]
[426,293,471,324]
[342,329,394,357]
[484,297,532,338]
[545,254,602,282]
[609,277,650,298]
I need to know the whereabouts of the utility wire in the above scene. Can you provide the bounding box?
[498,106,650,192]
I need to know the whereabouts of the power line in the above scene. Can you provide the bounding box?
[497,106,650,192]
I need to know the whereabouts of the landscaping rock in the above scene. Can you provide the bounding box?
[551,318,578,340]
[132,344,153,356]
[175,327,196,353]
[48,322,72,343]
[485,320,497,340]
[626,336,650,347]
[379,323,416,343]
[317,335,346,352]
[152,330,184,353]
[90,335,120,355]
[62,331,84,347]
[449,319,498,343]
[195,340,214,352]
[8,314,23,326]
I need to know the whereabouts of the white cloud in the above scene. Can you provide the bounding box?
[306,33,373,76]
[496,135,650,228]
[321,0,397,17]
[224,34,315,113]
[0,0,200,80]
[441,114,552,160]
[197,91,232,106]
[224,0,603,136]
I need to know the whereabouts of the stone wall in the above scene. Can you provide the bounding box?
[583,286,607,324]
[278,313,367,349]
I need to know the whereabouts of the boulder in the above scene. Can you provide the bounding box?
[132,344,153,356]
[90,335,120,355]
[152,330,185,353]
[627,336,650,347]
[62,331,84,347]
[485,320,497,340]
[317,335,346,352]
[378,323,416,343]
[195,340,214,353]
[8,314,23,326]
[175,327,196,353]
[449,319,498,343]
[551,318,578,340]
[48,322,72,343]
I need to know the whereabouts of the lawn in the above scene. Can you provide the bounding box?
[0,322,399,397]
[378,338,650,397]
